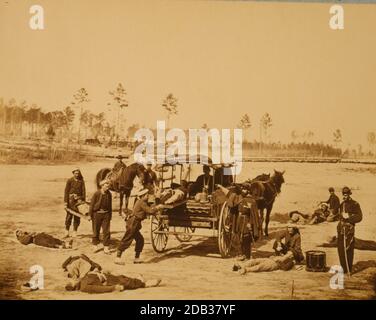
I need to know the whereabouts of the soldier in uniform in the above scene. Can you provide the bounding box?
[89,179,112,254]
[112,155,127,190]
[115,189,163,265]
[273,223,304,263]
[190,165,214,196]
[326,187,341,222]
[337,186,363,274]
[235,190,262,260]
[64,168,86,238]
[16,230,73,249]
[143,163,159,194]
[113,155,126,172]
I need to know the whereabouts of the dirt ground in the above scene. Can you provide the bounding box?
[1,160,376,300]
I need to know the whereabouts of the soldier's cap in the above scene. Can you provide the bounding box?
[342,186,352,195]
[116,155,124,159]
[136,188,149,197]
[99,179,110,187]
[72,167,81,173]
[328,187,335,192]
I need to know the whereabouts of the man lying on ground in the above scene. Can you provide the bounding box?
[289,202,332,225]
[232,252,295,274]
[62,254,102,280]
[16,230,73,249]
[288,211,310,224]
[321,236,376,251]
[65,270,161,293]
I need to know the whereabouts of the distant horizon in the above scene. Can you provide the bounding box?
[0,93,372,151]
[1,0,376,150]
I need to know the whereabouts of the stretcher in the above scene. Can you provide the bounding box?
[65,203,91,221]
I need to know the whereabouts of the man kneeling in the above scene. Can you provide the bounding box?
[65,270,161,293]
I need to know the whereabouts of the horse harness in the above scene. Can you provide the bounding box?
[258,179,279,206]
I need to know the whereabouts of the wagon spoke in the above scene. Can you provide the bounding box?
[150,215,168,253]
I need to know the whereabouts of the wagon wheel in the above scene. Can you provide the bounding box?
[150,215,169,253]
[174,227,196,242]
[218,201,234,258]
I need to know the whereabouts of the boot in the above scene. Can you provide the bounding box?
[103,246,111,255]
[71,230,77,238]
[63,229,70,238]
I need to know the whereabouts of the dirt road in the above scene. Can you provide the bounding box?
[1,160,375,299]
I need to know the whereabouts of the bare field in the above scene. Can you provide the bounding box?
[0,160,376,300]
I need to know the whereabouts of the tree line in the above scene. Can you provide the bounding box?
[1,88,375,158]
[237,112,376,157]
[0,84,182,146]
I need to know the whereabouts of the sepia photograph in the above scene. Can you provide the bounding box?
[0,0,376,304]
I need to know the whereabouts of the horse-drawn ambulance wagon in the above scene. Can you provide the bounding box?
[149,155,259,258]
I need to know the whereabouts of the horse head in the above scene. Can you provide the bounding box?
[272,169,285,193]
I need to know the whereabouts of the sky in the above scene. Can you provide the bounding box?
[1,0,376,149]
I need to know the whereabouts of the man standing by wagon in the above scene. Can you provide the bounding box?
[337,186,363,274]
[115,189,162,265]
[89,179,112,254]
[64,168,86,238]
[235,191,262,261]
[143,162,159,194]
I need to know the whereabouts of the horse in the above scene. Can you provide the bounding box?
[248,170,285,237]
[95,162,146,215]
[247,173,270,183]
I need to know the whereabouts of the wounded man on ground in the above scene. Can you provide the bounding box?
[65,270,161,293]
[321,236,376,251]
[288,202,333,225]
[16,230,73,249]
[232,252,295,274]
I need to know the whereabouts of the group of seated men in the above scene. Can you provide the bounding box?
[289,187,341,225]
